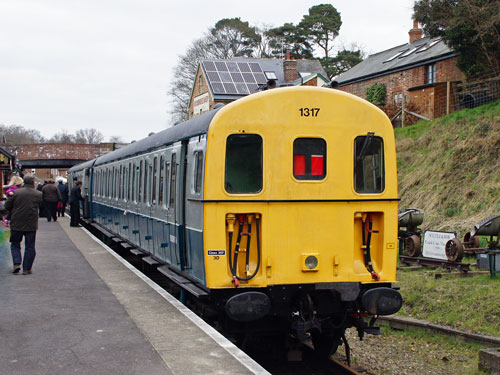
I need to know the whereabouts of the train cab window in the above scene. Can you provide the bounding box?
[194,151,203,194]
[170,154,176,207]
[293,138,326,180]
[225,134,262,194]
[354,134,385,193]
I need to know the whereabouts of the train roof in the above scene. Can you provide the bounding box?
[69,107,222,171]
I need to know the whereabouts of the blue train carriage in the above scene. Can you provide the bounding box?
[68,86,402,356]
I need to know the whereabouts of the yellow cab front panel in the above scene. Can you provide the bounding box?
[202,87,398,289]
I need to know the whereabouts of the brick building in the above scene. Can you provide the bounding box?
[10,143,120,180]
[335,22,466,123]
[188,54,328,119]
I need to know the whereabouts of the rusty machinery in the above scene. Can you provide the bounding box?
[446,215,500,263]
[398,209,424,257]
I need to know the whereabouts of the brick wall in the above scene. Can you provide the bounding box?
[189,68,215,119]
[339,56,465,120]
[11,143,115,161]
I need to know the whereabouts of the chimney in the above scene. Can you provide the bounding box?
[409,20,423,44]
[283,49,297,83]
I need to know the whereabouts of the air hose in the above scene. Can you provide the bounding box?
[227,214,261,286]
[362,214,380,281]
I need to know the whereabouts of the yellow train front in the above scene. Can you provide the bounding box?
[202,86,402,354]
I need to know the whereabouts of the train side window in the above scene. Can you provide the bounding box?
[293,138,326,180]
[170,154,176,207]
[225,134,262,194]
[144,160,149,204]
[159,156,164,205]
[152,156,158,204]
[354,135,385,193]
[128,163,132,201]
[165,162,171,208]
[138,161,143,202]
[133,163,138,202]
[194,151,203,194]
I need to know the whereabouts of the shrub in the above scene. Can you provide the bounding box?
[366,83,387,106]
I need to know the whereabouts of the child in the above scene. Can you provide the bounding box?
[3,176,23,226]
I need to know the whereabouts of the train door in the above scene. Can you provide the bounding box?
[82,168,91,219]
[183,135,206,283]
[167,142,186,271]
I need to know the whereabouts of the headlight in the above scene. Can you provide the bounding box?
[302,254,319,271]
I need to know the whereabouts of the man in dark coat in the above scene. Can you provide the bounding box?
[57,180,69,217]
[5,174,42,274]
[69,181,84,227]
[42,179,62,222]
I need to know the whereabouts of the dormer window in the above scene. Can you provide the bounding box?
[384,50,408,63]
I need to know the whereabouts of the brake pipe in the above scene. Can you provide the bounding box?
[362,214,380,281]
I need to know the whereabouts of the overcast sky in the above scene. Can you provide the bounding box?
[0,0,416,143]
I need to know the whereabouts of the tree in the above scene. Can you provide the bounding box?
[108,135,124,143]
[207,18,260,59]
[298,4,342,58]
[49,130,75,143]
[321,49,364,78]
[74,128,104,144]
[0,124,45,144]
[366,83,387,106]
[266,23,314,59]
[413,0,500,77]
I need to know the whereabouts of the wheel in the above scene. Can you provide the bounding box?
[463,232,480,249]
[311,330,341,357]
[445,238,464,262]
[404,235,421,257]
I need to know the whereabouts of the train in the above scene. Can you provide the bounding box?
[68,86,402,356]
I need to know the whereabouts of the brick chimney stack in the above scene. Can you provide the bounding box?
[409,20,423,44]
[283,50,297,82]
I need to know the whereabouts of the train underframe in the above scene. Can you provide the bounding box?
[208,282,402,358]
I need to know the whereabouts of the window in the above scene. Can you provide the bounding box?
[293,138,326,180]
[394,92,403,106]
[225,134,262,194]
[152,156,158,204]
[199,76,203,94]
[354,134,385,193]
[194,151,203,194]
[425,63,436,84]
[138,161,143,202]
[165,162,170,207]
[170,154,177,207]
[144,160,149,203]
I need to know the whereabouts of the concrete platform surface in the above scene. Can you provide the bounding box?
[0,217,267,375]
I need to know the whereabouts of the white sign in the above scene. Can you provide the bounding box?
[422,230,456,260]
[193,92,209,116]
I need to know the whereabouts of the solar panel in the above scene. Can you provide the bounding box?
[249,62,262,73]
[223,82,238,94]
[219,71,232,82]
[207,71,221,82]
[254,73,267,84]
[226,61,239,72]
[215,61,228,71]
[204,61,216,71]
[211,82,225,94]
[235,83,250,94]
[203,60,269,96]
[237,62,251,72]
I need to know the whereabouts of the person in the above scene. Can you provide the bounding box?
[3,176,23,226]
[37,180,47,217]
[5,174,42,275]
[57,180,69,217]
[42,179,62,222]
[69,181,83,227]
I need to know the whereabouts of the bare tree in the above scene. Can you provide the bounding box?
[74,128,104,144]
[108,135,124,143]
[49,130,75,143]
[0,124,45,144]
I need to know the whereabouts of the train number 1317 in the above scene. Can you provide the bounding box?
[299,108,320,117]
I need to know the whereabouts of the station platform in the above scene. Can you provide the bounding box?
[0,217,268,375]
